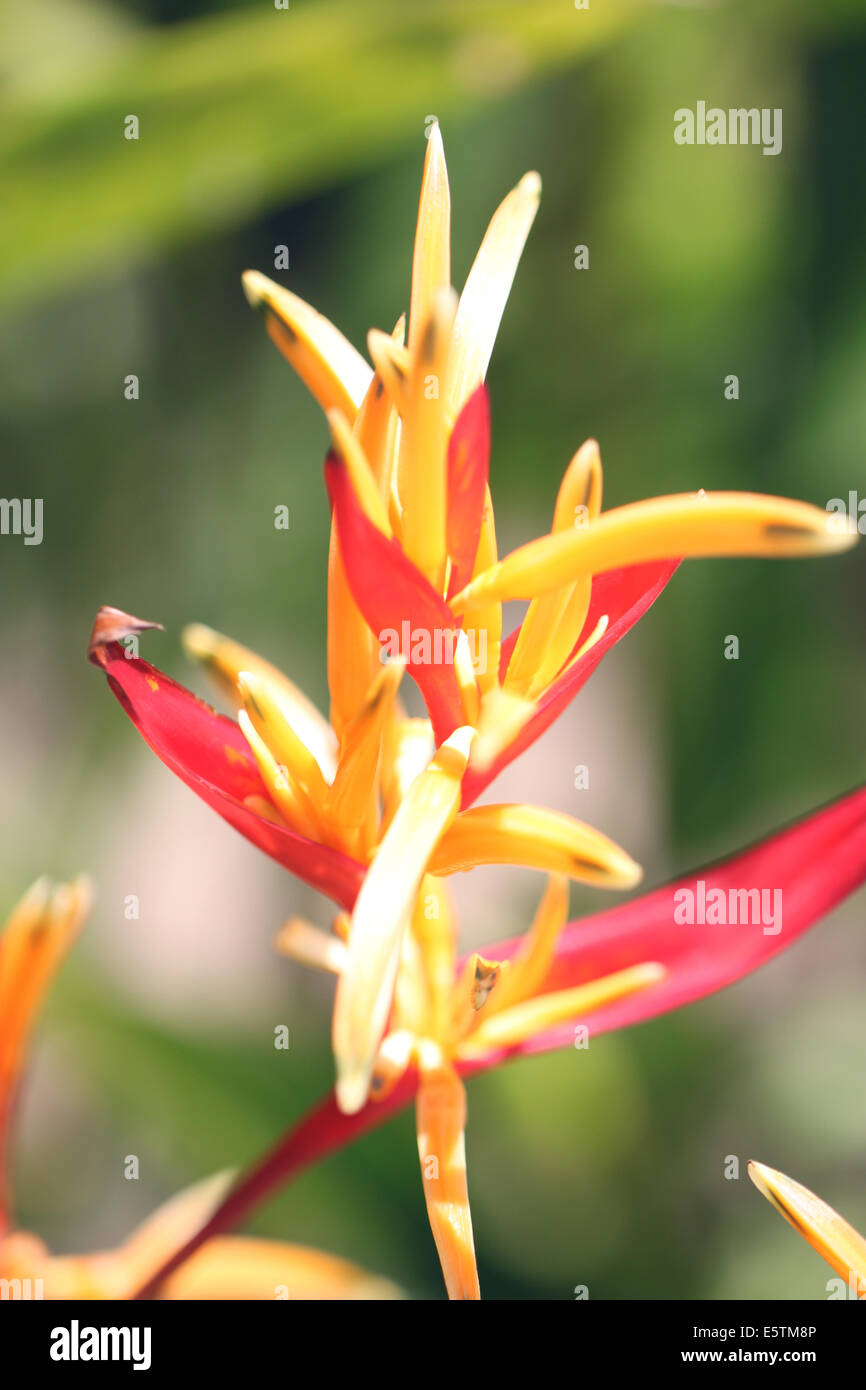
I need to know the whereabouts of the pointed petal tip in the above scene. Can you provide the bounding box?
[519,171,542,199]
[88,606,164,661]
[335,1070,370,1116]
[241,269,269,309]
[747,1159,784,1202]
[612,854,643,891]
[181,622,217,660]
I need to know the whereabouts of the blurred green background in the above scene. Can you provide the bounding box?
[2,0,865,1299]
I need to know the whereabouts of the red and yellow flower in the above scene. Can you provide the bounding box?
[87,125,863,1299]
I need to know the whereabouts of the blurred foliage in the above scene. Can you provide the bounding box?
[2,0,866,1299]
[0,0,641,309]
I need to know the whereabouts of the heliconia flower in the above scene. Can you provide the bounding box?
[89,608,642,896]
[133,782,866,1301]
[88,123,861,1300]
[0,879,400,1301]
[89,606,643,1082]
[748,1161,866,1296]
[244,122,855,787]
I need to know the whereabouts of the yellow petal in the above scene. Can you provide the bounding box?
[238,671,330,813]
[748,1161,866,1288]
[430,804,642,890]
[274,917,347,975]
[409,122,451,355]
[483,873,569,1017]
[242,794,288,827]
[411,874,457,1041]
[505,439,602,696]
[450,171,541,415]
[453,628,481,726]
[161,1236,402,1300]
[182,623,337,780]
[332,727,474,1114]
[392,918,431,1039]
[238,710,322,840]
[366,328,412,415]
[398,289,457,589]
[325,660,404,841]
[453,492,856,612]
[416,1054,480,1300]
[465,485,502,696]
[459,962,666,1055]
[326,520,377,741]
[370,1029,415,1103]
[355,315,404,494]
[380,715,435,829]
[241,270,371,421]
[470,682,536,774]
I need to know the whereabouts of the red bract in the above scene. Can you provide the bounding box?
[463,558,679,804]
[445,384,490,601]
[90,641,364,909]
[325,453,466,744]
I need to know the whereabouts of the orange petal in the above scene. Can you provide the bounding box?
[454,492,856,611]
[430,803,642,889]
[450,171,541,415]
[242,270,371,420]
[459,962,666,1056]
[416,1054,480,1300]
[748,1160,866,1289]
[332,727,474,1113]
[408,122,451,355]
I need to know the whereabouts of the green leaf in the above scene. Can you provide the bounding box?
[0,0,640,310]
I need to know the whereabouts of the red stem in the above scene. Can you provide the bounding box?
[132,1078,416,1299]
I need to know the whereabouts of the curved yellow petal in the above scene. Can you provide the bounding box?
[505,439,602,696]
[460,962,666,1056]
[241,270,371,420]
[748,1160,866,1288]
[453,492,856,612]
[450,170,541,415]
[237,671,330,812]
[332,727,474,1114]
[483,873,569,1016]
[182,623,337,780]
[430,804,642,889]
[398,288,457,590]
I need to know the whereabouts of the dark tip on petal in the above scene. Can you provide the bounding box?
[420,316,438,363]
[267,307,297,343]
[763,522,820,539]
[87,606,164,663]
